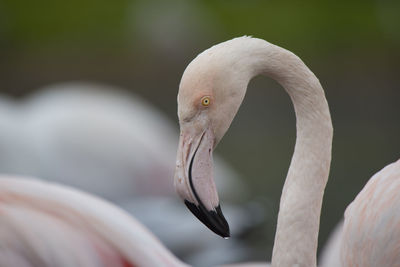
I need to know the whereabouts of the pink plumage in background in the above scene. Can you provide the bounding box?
[320,160,400,267]
[0,177,186,267]
[340,159,400,266]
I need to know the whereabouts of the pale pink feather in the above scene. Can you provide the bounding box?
[341,159,400,267]
[0,176,186,267]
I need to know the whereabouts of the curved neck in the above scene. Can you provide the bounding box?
[244,41,333,266]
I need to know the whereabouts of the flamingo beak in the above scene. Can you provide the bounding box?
[174,127,230,238]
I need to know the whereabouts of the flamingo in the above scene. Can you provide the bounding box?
[174,36,400,267]
[321,160,400,267]
[0,177,186,267]
[340,160,400,266]
[174,36,333,266]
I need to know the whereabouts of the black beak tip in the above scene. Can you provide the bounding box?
[184,200,230,238]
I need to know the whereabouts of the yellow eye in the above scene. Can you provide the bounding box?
[201,96,211,106]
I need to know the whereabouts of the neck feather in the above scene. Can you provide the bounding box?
[239,39,333,266]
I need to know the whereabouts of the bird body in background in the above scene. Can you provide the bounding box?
[0,177,186,267]
[340,159,400,266]
[318,220,343,267]
[320,160,400,267]
[0,83,246,202]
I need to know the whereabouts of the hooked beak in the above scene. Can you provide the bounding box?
[174,127,230,238]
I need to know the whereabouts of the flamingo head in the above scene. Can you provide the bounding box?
[174,38,252,238]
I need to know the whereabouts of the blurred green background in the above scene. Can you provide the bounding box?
[1,0,399,262]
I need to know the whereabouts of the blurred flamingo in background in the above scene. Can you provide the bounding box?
[320,160,400,267]
[0,82,263,266]
[0,177,186,267]
[319,220,343,267]
[340,160,400,266]
[1,82,246,201]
